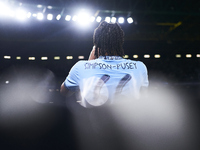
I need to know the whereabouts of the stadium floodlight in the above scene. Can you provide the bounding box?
[65,15,71,21]
[176,54,181,58]
[37,5,43,8]
[28,57,35,60]
[56,14,61,20]
[41,57,48,60]
[16,56,21,60]
[96,16,101,22]
[133,55,138,58]
[105,17,111,23]
[47,14,53,20]
[118,17,124,24]
[27,12,31,18]
[144,54,150,58]
[16,9,27,20]
[0,2,6,15]
[90,16,95,22]
[186,54,192,58]
[124,55,129,58]
[111,17,116,23]
[127,17,133,24]
[37,13,44,20]
[9,10,15,17]
[47,6,53,9]
[54,56,60,60]
[78,56,84,59]
[4,56,11,59]
[32,13,37,17]
[154,54,161,58]
[77,11,91,26]
[66,56,73,59]
[0,2,11,17]
[72,15,78,21]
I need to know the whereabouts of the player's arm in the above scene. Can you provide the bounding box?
[60,82,74,97]
[60,62,80,97]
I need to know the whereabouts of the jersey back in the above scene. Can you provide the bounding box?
[64,56,149,107]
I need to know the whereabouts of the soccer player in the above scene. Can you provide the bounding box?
[60,21,149,107]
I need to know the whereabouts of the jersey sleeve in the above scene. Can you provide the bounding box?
[64,61,81,91]
[140,62,149,87]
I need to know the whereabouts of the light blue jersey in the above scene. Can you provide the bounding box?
[64,56,149,107]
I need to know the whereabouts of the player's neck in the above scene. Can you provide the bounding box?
[98,56,122,60]
[104,52,119,56]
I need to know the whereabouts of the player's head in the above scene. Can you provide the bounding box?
[93,21,124,58]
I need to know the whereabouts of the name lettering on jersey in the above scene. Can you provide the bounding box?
[85,62,137,70]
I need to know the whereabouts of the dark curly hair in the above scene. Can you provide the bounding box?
[93,21,125,58]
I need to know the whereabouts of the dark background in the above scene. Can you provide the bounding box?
[0,0,200,150]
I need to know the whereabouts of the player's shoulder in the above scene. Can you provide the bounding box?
[73,60,99,69]
[126,59,145,65]
[73,60,88,66]
[126,59,147,69]
[137,60,147,66]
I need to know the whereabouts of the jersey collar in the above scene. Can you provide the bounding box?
[98,56,123,60]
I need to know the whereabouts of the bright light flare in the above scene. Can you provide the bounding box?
[96,16,101,22]
[111,17,116,23]
[72,15,78,21]
[10,11,15,17]
[118,17,124,24]
[105,17,111,23]
[0,66,57,137]
[127,17,133,24]
[65,15,71,21]
[80,76,109,107]
[0,2,12,17]
[37,13,44,20]
[109,82,192,150]
[90,16,95,22]
[32,13,37,17]
[77,11,91,26]
[37,5,43,8]
[47,6,53,9]
[16,9,27,20]
[47,14,53,20]
[27,12,31,18]
[56,14,61,20]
